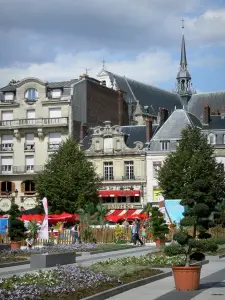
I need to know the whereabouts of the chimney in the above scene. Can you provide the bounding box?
[118,89,124,126]
[203,104,210,124]
[79,123,87,142]
[160,108,169,125]
[146,117,153,142]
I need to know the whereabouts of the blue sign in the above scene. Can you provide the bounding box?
[165,200,184,224]
[0,218,8,235]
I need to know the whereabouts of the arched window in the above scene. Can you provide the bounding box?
[25,88,38,101]
[0,181,15,195]
[207,133,216,145]
[21,180,36,195]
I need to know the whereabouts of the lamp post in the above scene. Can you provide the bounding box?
[15,189,18,198]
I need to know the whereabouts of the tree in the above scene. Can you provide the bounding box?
[95,203,108,228]
[8,204,26,242]
[36,138,100,213]
[158,126,225,237]
[149,207,169,239]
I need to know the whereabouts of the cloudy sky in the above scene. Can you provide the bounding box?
[0,0,225,92]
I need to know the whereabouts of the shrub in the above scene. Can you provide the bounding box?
[149,207,169,240]
[164,243,186,256]
[8,204,26,242]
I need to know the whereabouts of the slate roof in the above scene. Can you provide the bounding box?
[0,79,78,92]
[106,72,182,115]
[151,109,202,141]
[188,91,225,120]
[202,115,225,130]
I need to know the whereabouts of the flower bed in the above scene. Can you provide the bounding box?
[0,265,162,299]
[91,253,186,269]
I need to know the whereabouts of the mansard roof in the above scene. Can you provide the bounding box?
[188,91,225,120]
[102,71,182,115]
[151,109,202,141]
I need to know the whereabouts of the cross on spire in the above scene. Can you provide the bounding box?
[102,57,106,70]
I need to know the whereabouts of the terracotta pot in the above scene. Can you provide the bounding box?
[172,265,201,291]
[155,238,165,248]
[10,241,21,249]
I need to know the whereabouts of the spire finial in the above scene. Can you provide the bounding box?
[182,19,184,35]
[102,57,106,70]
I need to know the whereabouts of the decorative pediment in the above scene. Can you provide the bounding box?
[16,77,46,87]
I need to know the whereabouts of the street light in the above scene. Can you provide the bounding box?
[15,189,18,197]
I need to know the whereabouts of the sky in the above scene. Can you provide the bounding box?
[0,0,225,93]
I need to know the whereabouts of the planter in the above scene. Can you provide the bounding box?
[172,265,201,291]
[155,238,165,248]
[10,241,21,249]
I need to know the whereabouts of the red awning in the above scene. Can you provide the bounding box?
[98,190,140,197]
[105,209,140,222]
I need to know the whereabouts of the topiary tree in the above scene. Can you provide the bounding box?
[150,207,169,239]
[158,126,225,238]
[36,137,101,213]
[159,126,225,265]
[8,204,26,242]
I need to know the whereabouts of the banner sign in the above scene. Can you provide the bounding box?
[38,197,49,240]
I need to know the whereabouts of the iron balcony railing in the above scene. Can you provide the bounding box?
[0,143,13,151]
[0,165,44,174]
[47,143,61,150]
[24,143,35,151]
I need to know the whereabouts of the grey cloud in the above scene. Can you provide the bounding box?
[0,0,219,67]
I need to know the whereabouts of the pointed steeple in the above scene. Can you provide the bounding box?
[176,19,193,109]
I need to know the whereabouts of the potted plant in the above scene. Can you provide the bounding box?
[165,230,217,291]
[28,220,40,245]
[8,204,26,249]
[149,207,169,248]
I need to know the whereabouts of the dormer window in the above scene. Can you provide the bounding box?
[25,88,37,101]
[4,92,14,101]
[51,89,62,99]
[160,141,169,151]
[207,133,216,145]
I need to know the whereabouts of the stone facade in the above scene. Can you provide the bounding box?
[83,121,147,209]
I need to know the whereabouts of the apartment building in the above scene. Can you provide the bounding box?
[83,120,156,209]
[0,77,76,211]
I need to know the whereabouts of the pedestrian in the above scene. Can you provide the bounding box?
[141,224,146,245]
[131,221,136,244]
[133,218,143,246]
[26,233,33,249]
[72,221,81,244]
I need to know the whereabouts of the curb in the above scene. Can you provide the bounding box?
[82,259,209,300]
[83,271,172,300]
[219,253,225,259]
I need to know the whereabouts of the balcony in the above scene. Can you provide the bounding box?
[0,117,68,129]
[0,143,13,151]
[0,165,44,175]
[102,176,145,182]
[48,142,61,151]
[0,99,19,108]
[24,143,35,151]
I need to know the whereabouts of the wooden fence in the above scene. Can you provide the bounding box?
[1,226,224,246]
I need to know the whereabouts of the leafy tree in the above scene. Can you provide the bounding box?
[36,138,100,213]
[95,203,108,228]
[158,126,225,237]
[8,204,26,242]
[149,207,169,239]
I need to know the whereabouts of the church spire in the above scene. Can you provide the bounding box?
[180,20,187,70]
[176,19,193,109]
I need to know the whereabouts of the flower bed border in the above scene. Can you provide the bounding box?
[83,260,209,300]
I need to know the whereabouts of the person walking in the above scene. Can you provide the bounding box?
[141,224,146,245]
[133,219,143,246]
[131,221,136,244]
[72,221,81,244]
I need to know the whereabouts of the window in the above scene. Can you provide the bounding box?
[95,140,100,151]
[25,88,37,101]
[124,161,134,179]
[25,133,35,150]
[49,132,61,150]
[51,89,62,99]
[160,141,169,151]
[4,92,14,101]
[1,135,13,151]
[0,181,14,195]
[49,108,61,124]
[1,111,13,126]
[208,133,216,145]
[26,110,36,125]
[25,155,34,173]
[153,161,161,178]
[23,180,36,195]
[1,156,13,173]
[104,162,113,180]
